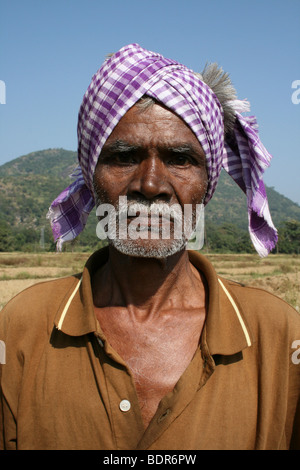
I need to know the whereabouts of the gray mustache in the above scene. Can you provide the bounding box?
[117,201,184,222]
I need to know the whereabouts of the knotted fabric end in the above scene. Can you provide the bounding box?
[46,170,95,250]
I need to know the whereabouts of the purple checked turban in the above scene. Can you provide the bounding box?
[47,43,278,257]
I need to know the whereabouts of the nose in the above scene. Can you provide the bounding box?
[127,155,172,202]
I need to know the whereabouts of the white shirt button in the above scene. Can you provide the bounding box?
[119,399,131,412]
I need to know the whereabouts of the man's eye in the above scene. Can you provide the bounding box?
[112,153,137,165]
[167,154,192,166]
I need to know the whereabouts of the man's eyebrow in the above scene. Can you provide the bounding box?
[166,143,206,159]
[101,139,139,153]
[101,140,206,161]
[167,144,199,154]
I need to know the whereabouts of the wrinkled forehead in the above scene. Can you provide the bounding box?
[77,44,224,200]
[101,98,207,165]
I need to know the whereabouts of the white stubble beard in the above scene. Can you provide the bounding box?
[95,195,193,259]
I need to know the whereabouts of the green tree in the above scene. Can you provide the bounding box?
[0,220,14,251]
[277,220,300,254]
[205,222,253,253]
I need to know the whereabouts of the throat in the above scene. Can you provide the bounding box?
[92,246,202,313]
[94,304,206,429]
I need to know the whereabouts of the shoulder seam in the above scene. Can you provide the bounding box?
[1,274,81,310]
[219,275,299,312]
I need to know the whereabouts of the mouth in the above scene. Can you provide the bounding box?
[126,213,175,222]
[125,216,174,237]
[114,201,185,239]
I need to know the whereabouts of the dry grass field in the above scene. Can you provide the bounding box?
[0,252,299,312]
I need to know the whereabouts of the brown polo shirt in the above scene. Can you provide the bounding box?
[0,248,299,450]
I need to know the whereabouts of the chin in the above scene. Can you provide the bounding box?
[109,237,188,259]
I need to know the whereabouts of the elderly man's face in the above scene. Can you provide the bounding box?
[93,102,208,258]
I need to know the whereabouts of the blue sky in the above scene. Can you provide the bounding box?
[1,0,299,203]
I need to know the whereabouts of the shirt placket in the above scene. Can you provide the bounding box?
[93,332,145,450]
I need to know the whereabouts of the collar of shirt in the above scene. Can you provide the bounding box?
[53,247,254,359]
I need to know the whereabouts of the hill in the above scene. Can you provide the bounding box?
[0,148,299,252]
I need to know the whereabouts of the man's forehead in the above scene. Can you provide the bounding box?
[102,102,204,152]
[113,101,185,125]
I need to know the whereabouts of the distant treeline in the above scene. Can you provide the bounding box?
[0,219,299,255]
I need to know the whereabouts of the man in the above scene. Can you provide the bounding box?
[0,44,299,450]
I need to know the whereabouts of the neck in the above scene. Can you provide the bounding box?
[92,246,203,317]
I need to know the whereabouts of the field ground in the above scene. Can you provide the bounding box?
[0,252,299,312]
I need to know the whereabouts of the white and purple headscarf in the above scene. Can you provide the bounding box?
[47,43,277,257]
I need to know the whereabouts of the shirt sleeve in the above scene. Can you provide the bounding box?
[0,355,4,450]
[0,302,21,450]
[290,396,300,449]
